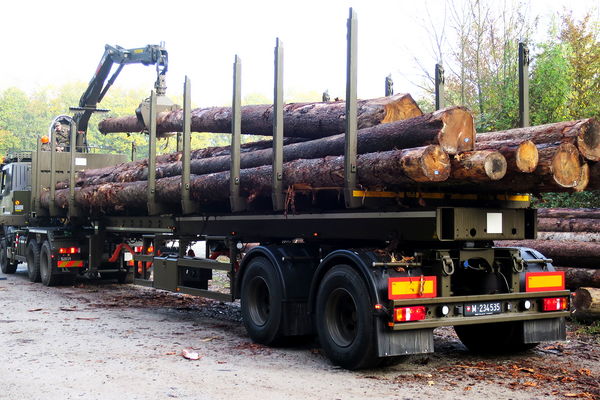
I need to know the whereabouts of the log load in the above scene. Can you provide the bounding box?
[537,208,600,219]
[67,107,475,188]
[588,162,600,190]
[476,118,600,161]
[556,268,600,290]
[495,240,600,269]
[98,94,424,139]
[41,145,451,214]
[449,151,506,182]
[572,287,600,320]
[537,218,600,233]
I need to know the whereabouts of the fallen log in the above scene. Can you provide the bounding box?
[495,240,600,269]
[538,217,600,233]
[69,107,474,188]
[572,287,600,320]
[476,118,600,161]
[538,232,600,242]
[98,93,423,139]
[475,140,538,173]
[556,267,600,290]
[41,145,451,214]
[537,208,600,219]
[449,151,506,182]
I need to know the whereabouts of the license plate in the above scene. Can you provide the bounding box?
[60,256,72,261]
[464,301,502,316]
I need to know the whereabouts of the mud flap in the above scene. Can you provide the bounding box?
[523,318,566,343]
[376,320,434,357]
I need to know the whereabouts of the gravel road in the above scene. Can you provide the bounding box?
[1,265,598,400]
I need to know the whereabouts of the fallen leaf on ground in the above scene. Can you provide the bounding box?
[523,381,538,387]
[201,337,220,342]
[60,307,79,311]
[27,308,42,312]
[182,349,201,360]
[75,317,98,320]
[164,352,177,355]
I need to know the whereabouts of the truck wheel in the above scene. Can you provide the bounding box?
[455,322,538,353]
[39,241,60,287]
[0,239,17,274]
[26,240,41,282]
[315,265,379,370]
[240,257,284,345]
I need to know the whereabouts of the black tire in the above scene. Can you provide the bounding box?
[455,322,538,354]
[315,265,379,370]
[39,241,60,287]
[240,257,284,345]
[0,239,17,274]
[26,240,41,282]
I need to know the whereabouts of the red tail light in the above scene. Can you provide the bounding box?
[394,306,427,322]
[542,297,568,312]
[58,247,80,254]
[133,246,143,253]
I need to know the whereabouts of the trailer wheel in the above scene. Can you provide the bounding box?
[0,239,17,274]
[315,265,379,370]
[240,257,284,345]
[40,241,60,287]
[455,322,538,353]
[25,240,41,282]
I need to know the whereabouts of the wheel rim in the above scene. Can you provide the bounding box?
[247,276,270,326]
[325,288,358,348]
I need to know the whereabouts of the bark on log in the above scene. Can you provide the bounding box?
[556,268,600,290]
[538,217,600,233]
[572,287,600,320]
[68,107,473,188]
[495,240,600,269]
[41,145,450,214]
[537,208,600,219]
[450,151,506,182]
[538,232,600,242]
[98,94,423,139]
[476,118,600,161]
[475,140,538,173]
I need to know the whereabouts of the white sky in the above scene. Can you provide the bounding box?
[2,0,598,107]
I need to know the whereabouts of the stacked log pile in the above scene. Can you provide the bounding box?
[41,96,600,216]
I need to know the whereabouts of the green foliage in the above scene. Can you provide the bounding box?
[535,191,600,208]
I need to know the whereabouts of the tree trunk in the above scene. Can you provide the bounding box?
[98,93,423,139]
[476,118,600,161]
[538,217,600,232]
[537,208,600,219]
[556,268,600,290]
[572,287,600,320]
[68,107,473,188]
[41,145,451,214]
[475,140,538,173]
[495,240,600,269]
[538,232,600,242]
[450,151,506,182]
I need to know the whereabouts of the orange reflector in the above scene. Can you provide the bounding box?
[57,260,84,268]
[525,272,565,292]
[147,246,154,254]
[542,297,568,311]
[394,306,426,322]
[388,276,437,300]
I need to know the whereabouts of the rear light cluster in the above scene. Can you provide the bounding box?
[58,247,80,254]
[394,306,427,322]
[542,297,568,311]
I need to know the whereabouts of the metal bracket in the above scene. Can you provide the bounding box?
[518,42,530,127]
[68,119,80,218]
[147,91,165,216]
[435,63,445,110]
[272,38,285,211]
[343,8,362,209]
[49,129,57,216]
[181,76,200,215]
[137,94,179,139]
[230,55,247,212]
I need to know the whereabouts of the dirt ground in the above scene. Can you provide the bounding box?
[1,265,599,400]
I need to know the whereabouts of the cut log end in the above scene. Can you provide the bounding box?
[381,94,423,124]
[439,107,476,154]
[402,145,450,182]
[578,119,600,161]
[450,151,507,182]
[552,143,583,188]
[483,152,507,181]
[516,140,539,173]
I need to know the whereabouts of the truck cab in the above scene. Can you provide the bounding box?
[0,153,32,216]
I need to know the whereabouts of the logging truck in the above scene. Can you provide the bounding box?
[0,12,572,370]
